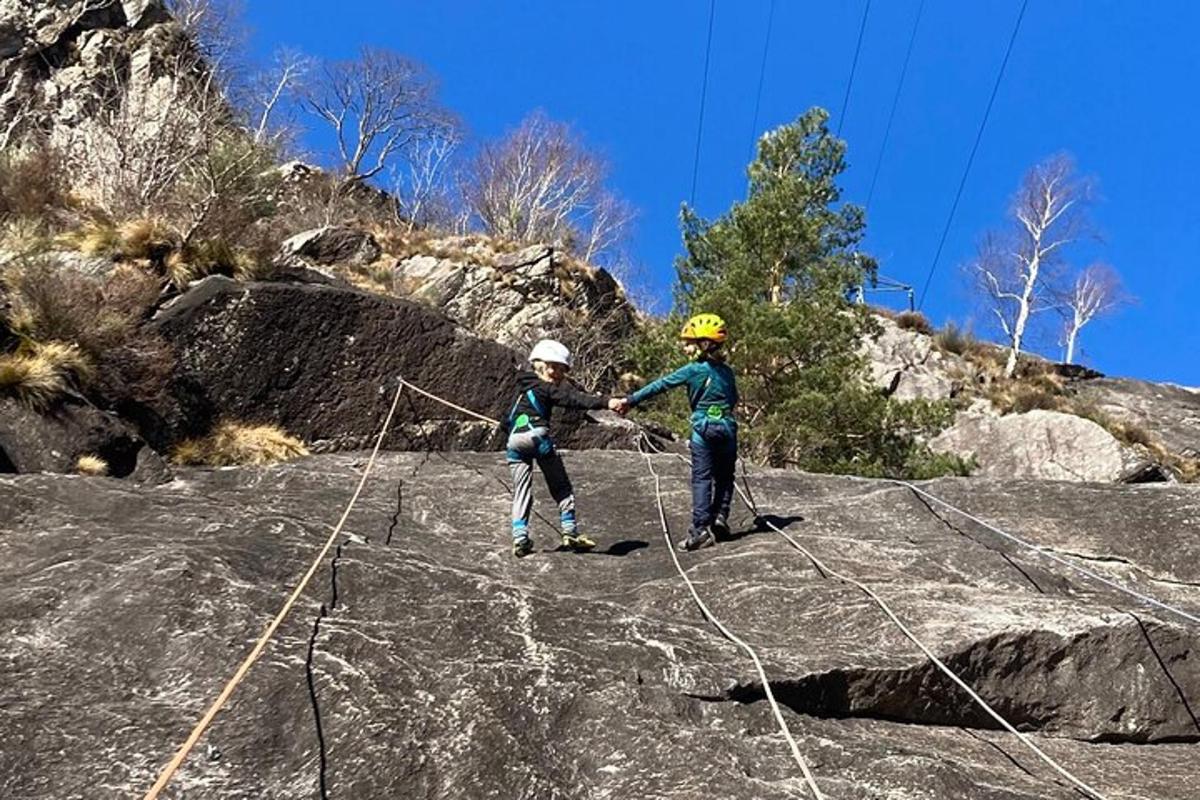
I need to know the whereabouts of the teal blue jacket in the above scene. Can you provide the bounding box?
[628,358,739,431]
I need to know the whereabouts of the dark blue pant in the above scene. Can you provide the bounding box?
[689,421,737,533]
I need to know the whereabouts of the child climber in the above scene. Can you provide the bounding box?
[505,339,625,558]
[622,313,738,552]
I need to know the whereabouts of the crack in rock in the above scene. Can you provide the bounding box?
[719,622,1200,744]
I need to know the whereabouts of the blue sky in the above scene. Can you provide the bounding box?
[243,1,1200,386]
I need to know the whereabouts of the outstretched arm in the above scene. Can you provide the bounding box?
[628,363,701,407]
[543,381,611,411]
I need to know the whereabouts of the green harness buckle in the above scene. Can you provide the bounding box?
[705,405,725,420]
[513,413,531,430]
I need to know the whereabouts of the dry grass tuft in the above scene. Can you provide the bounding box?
[118,218,176,261]
[0,144,70,222]
[76,454,109,476]
[61,220,122,257]
[0,218,52,256]
[0,341,90,410]
[894,310,934,335]
[173,421,309,467]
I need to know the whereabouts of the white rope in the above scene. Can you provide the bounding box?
[144,379,407,799]
[371,379,1115,798]
[731,467,1108,800]
[636,437,827,800]
[881,479,1200,627]
[397,376,502,426]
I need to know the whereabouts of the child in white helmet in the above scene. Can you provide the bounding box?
[505,339,626,557]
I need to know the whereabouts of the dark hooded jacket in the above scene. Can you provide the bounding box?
[505,371,611,432]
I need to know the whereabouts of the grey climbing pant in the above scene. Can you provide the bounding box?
[506,426,576,539]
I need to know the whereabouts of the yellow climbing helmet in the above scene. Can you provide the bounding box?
[680,313,727,343]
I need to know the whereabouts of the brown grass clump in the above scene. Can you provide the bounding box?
[0,144,69,222]
[0,341,90,410]
[76,454,110,476]
[61,220,122,257]
[2,258,170,404]
[173,421,309,467]
[894,310,934,335]
[934,322,980,357]
[117,218,176,262]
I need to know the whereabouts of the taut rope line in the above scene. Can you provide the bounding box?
[393,378,826,796]
[882,479,1200,627]
[356,379,1135,799]
[730,463,1108,800]
[144,379,406,799]
[636,436,827,800]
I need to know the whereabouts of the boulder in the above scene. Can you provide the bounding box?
[278,225,383,269]
[1074,377,1200,458]
[393,240,636,351]
[2,454,1197,797]
[931,408,1127,482]
[863,316,964,402]
[150,276,649,453]
[0,396,169,481]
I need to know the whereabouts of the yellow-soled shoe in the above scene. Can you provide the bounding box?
[561,533,597,551]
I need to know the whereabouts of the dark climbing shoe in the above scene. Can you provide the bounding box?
[512,537,534,558]
[561,532,597,551]
[710,516,731,540]
[677,527,715,552]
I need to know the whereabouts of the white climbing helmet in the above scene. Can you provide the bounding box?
[529,339,573,369]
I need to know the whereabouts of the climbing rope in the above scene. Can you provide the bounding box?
[636,437,1109,798]
[144,379,407,800]
[344,378,1147,799]
[398,376,501,426]
[636,436,826,800]
[880,479,1200,627]
[729,461,1108,800]
[389,377,826,796]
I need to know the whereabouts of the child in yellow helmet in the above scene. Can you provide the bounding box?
[622,314,738,551]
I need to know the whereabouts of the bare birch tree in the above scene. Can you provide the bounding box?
[466,111,631,262]
[302,47,450,189]
[972,154,1089,377]
[1058,262,1127,363]
[391,126,461,232]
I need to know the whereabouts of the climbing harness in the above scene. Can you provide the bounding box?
[636,435,827,800]
[388,379,826,796]
[145,373,1182,800]
[143,379,407,800]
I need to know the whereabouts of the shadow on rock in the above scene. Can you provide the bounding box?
[552,540,651,557]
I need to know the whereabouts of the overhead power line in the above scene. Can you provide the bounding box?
[747,0,776,158]
[916,0,1030,309]
[865,0,925,212]
[837,0,872,137]
[689,0,717,207]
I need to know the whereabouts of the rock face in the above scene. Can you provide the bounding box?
[2,454,1198,798]
[392,240,636,351]
[931,408,1127,482]
[279,226,383,270]
[0,397,169,481]
[1076,377,1200,458]
[864,316,965,402]
[150,276,647,453]
[0,0,175,147]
